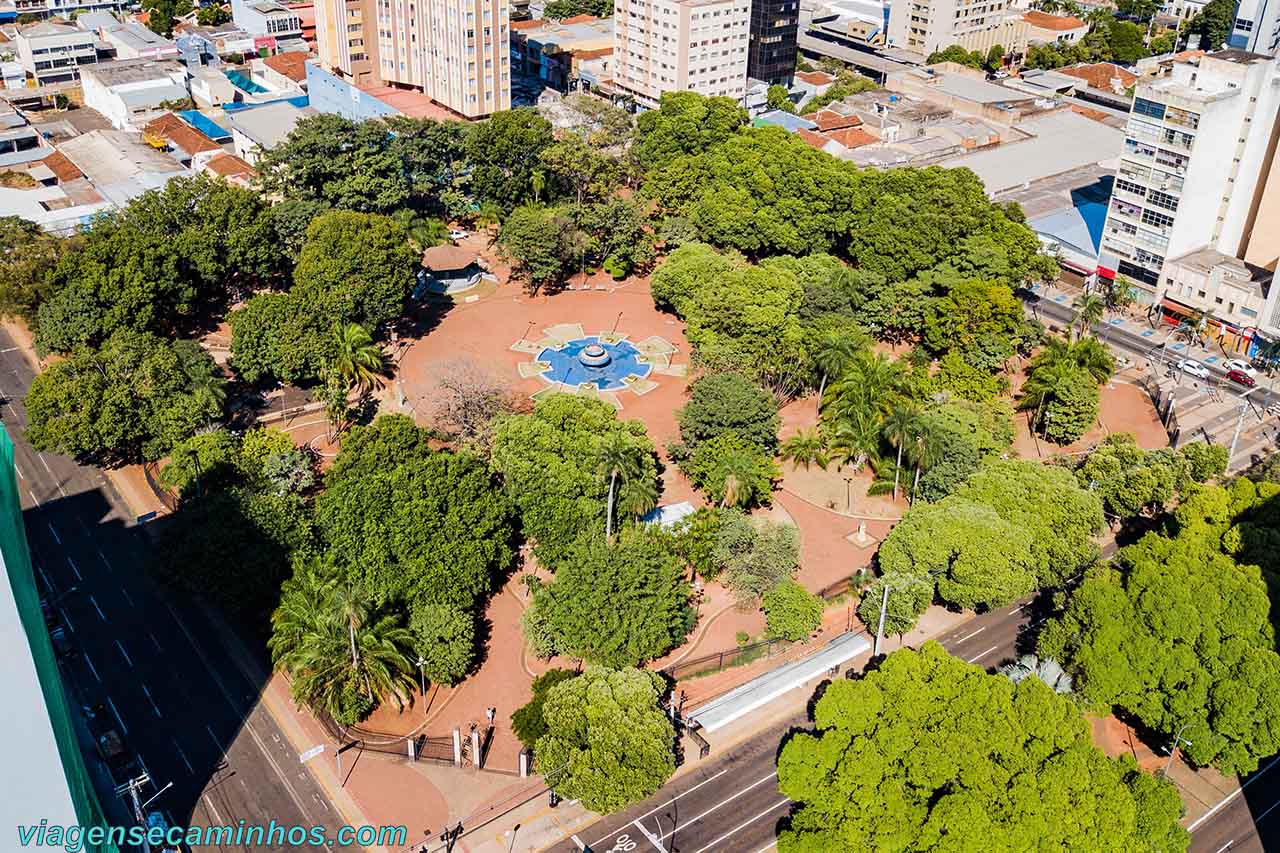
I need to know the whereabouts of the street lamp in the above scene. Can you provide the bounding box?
[416,656,426,698]
[843,476,853,512]
[1162,722,1193,776]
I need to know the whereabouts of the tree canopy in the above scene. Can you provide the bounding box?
[525,529,694,667]
[536,666,676,812]
[1041,480,1280,775]
[777,642,1188,852]
[677,372,780,452]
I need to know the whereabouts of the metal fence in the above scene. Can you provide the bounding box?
[661,636,796,681]
[141,461,180,513]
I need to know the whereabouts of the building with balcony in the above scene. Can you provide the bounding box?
[13,20,100,86]
[886,0,1028,59]
[747,0,798,85]
[1096,50,1280,311]
[312,0,376,85]
[612,0,750,108]
[509,14,612,93]
[1230,0,1280,56]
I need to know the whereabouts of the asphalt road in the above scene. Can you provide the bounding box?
[0,329,358,852]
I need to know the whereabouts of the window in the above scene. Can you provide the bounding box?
[1115,178,1147,197]
[1133,97,1166,119]
[1141,209,1175,229]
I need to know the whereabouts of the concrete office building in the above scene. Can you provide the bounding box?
[1096,50,1280,353]
[13,20,99,86]
[1230,0,1280,56]
[747,0,798,86]
[313,0,510,117]
[886,0,1026,58]
[612,0,750,107]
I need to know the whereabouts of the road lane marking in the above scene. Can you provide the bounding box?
[59,608,73,633]
[142,684,162,718]
[56,482,66,498]
[14,463,22,480]
[953,627,985,644]
[202,795,224,823]
[89,595,105,621]
[120,587,134,607]
[39,455,51,474]
[752,844,777,853]
[115,639,133,668]
[690,799,790,853]
[590,768,733,846]
[206,725,222,752]
[570,836,586,851]
[35,562,51,590]
[655,772,780,843]
[47,522,60,544]
[1009,603,1027,613]
[967,645,1000,663]
[96,549,111,571]
[632,819,668,852]
[1216,843,1234,852]
[1254,797,1280,825]
[149,632,162,653]
[1189,753,1280,831]
[107,697,127,735]
[28,489,40,507]
[173,738,193,774]
[83,651,101,683]
[67,557,81,581]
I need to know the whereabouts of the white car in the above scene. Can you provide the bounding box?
[1223,359,1258,376]
[1176,359,1211,380]
[449,229,469,241]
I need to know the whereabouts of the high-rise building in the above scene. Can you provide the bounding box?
[1096,50,1280,305]
[612,0,751,108]
[747,0,798,86]
[313,0,510,118]
[1230,0,1280,56]
[886,0,1025,58]
[314,0,377,86]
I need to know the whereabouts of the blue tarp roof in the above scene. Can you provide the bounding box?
[221,95,309,112]
[752,110,817,132]
[177,110,232,142]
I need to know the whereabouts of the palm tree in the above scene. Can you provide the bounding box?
[905,418,940,503]
[881,403,919,502]
[812,331,865,414]
[780,429,829,471]
[1175,310,1206,347]
[828,409,881,476]
[331,323,388,396]
[1018,360,1078,434]
[597,433,648,541]
[392,209,447,252]
[1071,293,1105,340]
[188,372,227,429]
[1031,336,1114,384]
[269,567,417,723]
[715,445,763,508]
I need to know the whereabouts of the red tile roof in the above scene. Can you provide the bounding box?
[511,18,544,29]
[795,70,835,86]
[39,151,83,183]
[1023,10,1086,29]
[559,13,598,23]
[1057,62,1137,91]
[204,152,257,179]
[824,126,878,149]
[143,112,221,155]
[796,128,828,150]
[808,109,862,131]
[263,50,308,82]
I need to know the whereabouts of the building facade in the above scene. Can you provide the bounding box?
[612,0,750,108]
[1096,50,1280,353]
[313,0,377,85]
[746,0,798,86]
[1230,0,1280,56]
[13,21,99,86]
[886,0,1024,58]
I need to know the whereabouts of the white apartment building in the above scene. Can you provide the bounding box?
[79,58,191,131]
[612,0,750,108]
[1096,50,1280,354]
[13,20,99,86]
[886,0,1024,58]
[313,0,510,117]
[1230,0,1280,56]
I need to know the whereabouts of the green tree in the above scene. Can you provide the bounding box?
[329,322,388,396]
[491,395,658,564]
[536,667,676,812]
[926,45,986,68]
[1187,0,1235,49]
[597,431,657,541]
[855,572,933,637]
[777,643,1188,852]
[0,216,70,324]
[717,516,800,604]
[511,669,579,750]
[1041,486,1280,775]
[677,372,780,452]
[763,579,822,640]
[812,329,864,412]
[408,602,475,685]
[538,136,620,205]
[197,3,230,24]
[1072,292,1106,339]
[158,430,241,497]
[496,205,579,292]
[464,108,555,210]
[292,210,418,332]
[766,84,796,113]
[25,331,224,463]
[683,432,779,508]
[269,566,417,724]
[633,91,748,173]
[528,529,694,667]
[780,428,829,471]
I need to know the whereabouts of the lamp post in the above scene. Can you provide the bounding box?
[416,656,426,698]
[843,476,853,512]
[1162,722,1193,776]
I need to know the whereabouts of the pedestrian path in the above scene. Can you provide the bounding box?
[688,632,871,732]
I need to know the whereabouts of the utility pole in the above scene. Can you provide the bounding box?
[1163,722,1193,775]
[1228,394,1252,461]
[873,583,889,657]
[115,772,153,853]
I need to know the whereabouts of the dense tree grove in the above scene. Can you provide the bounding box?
[1042,480,1280,774]
[1074,433,1228,518]
[777,643,1188,851]
[535,666,676,812]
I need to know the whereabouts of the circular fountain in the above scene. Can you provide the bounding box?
[578,343,612,368]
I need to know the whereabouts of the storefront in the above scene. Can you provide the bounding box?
[1158,297,1257,355]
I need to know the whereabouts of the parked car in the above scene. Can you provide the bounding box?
[449,229,469,241]
[1226,369,1257,387]
[1223,359,1258,376]
[49,625,75,659]
[1176,359,1211,380]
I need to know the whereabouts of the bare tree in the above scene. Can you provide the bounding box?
[430,357,526,450]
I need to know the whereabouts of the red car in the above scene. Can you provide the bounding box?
[1226,369,1256,387]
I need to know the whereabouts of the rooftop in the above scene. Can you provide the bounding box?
[753,109,818,132]
[356,83,457,120]
[262,50,308,81]
[16,20,83,38]
[1022,10,1086,29]
[225,99,315,149]
[80,57,184,87]
[1056,62,1137,92]
[143,111,221,155]
[1168,246,1273,296]
[422,243,479,270]
[202,151,257,179]
[1207,48,1273,64]
[795,70,836,86]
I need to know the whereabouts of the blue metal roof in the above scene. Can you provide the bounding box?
[177,110,232,142]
